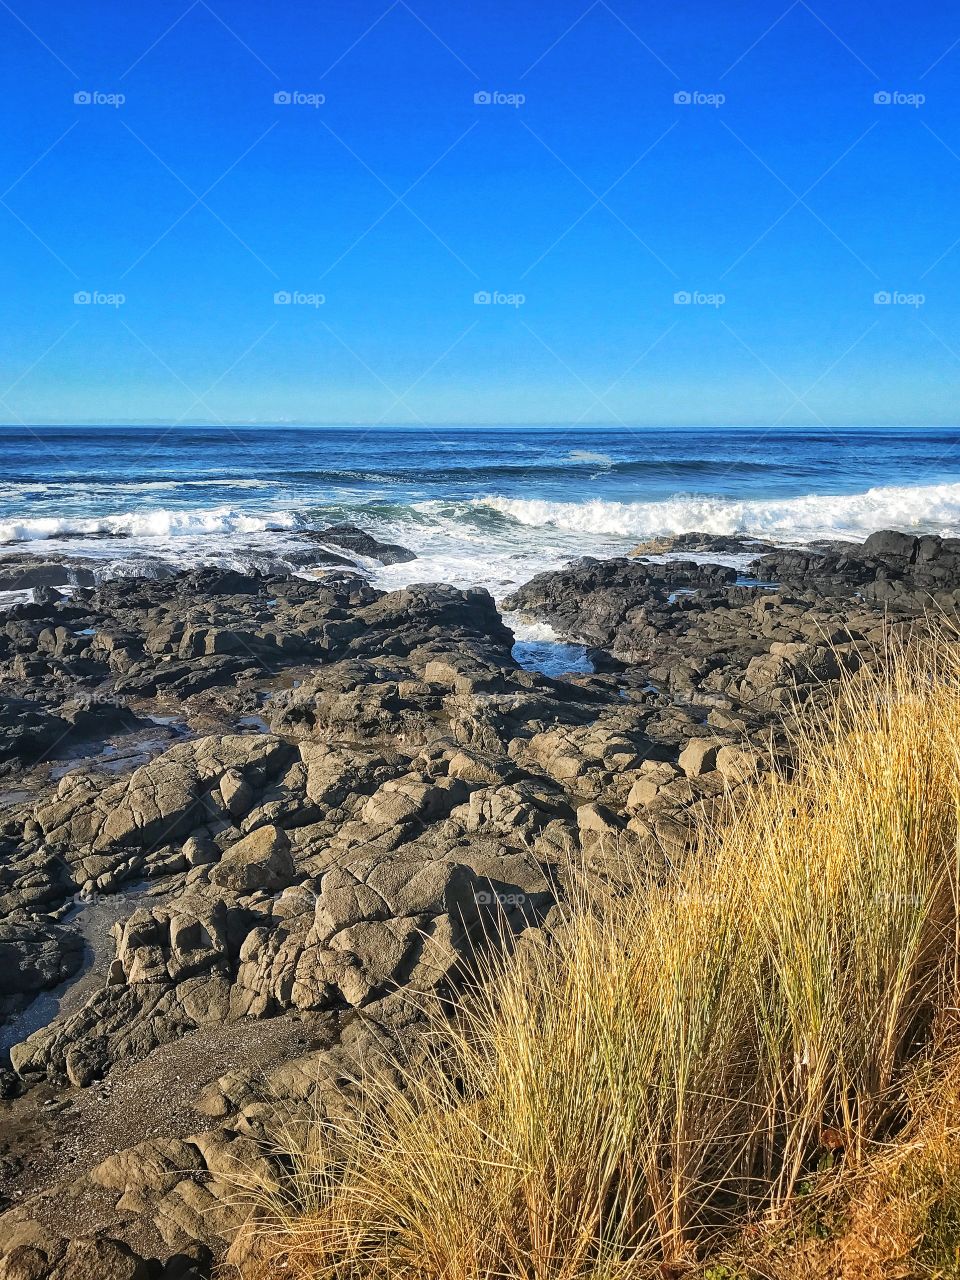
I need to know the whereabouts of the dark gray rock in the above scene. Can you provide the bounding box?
[0,920,84,1021]
[306,522,417,565]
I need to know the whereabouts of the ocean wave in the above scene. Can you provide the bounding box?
[473,484,960,541]
[275,458,781,484]
[568,450,613,466]
[0,506,302,544]
[0,479,271,495]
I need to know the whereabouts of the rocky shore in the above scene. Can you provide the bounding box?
[0,526,957,1279]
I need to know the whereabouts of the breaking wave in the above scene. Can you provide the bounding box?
[0,507,303,544]
[472,484,960,542]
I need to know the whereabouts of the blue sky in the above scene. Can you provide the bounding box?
[1,0,958,425]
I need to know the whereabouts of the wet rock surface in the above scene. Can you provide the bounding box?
[627,532,777,557]
[302,521,419,566]
[1,529,959,1276]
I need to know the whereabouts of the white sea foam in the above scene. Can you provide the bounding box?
[473,483,960,541]
[567,450,613,467]
[0,479,270,500]
[5,478,960,607]
[500,612,562,642]
[0,506,301,544]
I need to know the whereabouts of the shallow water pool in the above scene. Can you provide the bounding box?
[512,638,594,677]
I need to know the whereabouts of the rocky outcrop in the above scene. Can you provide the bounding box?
[0,920,84,1021]
[628,532,774,557]
[0,1224,155,1280]
[503,557,737,654]
[304,522,417,565]
[1,530,955,1275]
[0,557,100,591]
[753,529,960,610]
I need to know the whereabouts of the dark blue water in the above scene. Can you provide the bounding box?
[1,425,958,595]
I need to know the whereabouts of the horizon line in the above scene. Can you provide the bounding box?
[2,422,959,431]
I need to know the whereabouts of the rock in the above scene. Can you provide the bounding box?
[0,921,84,1018]
[209,824,294,892]
[183,833,218,867]
[91,1137,206,1196]
[716,745,762,784]
[219,768,254,819]
[50,1238,150,1280]
[626,772,670,808]
[0,1216,78,1280]
[330,918,421,1005]
[629,532,773,557]
[502,557,736,652]
[1,1245,54,1280]
[113,900,232,987]
[361,777,467,829]
[861,529,918,560]
[446,749,515,786]
[0,558,98,590]
[361,784,426,828]
[33,734,293,853]
[0,701,77,773]
[678,738,723,779]
[310,522,417,565]
[153,1176,249,1252]
[576,802,626,859]
[423,657,505,694]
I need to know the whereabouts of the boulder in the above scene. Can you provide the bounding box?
[861,530,918,560]
[311,522,417,566]
[0,921,84,1015]
[91,1138,205,1196]
[678,737,723,779]
[209,825,294,893]
[219,768,254,819]
[716,745,762,784]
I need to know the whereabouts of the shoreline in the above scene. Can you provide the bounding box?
[0,524,958,1273]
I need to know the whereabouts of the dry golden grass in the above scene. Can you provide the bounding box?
[235,633,960,1280]
[705,1047,960,1279]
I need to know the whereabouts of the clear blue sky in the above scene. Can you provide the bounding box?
[1,0,958,425]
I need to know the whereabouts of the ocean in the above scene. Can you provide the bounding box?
[2,425,960,600]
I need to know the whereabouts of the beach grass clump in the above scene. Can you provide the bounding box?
[239,635,960,1280]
